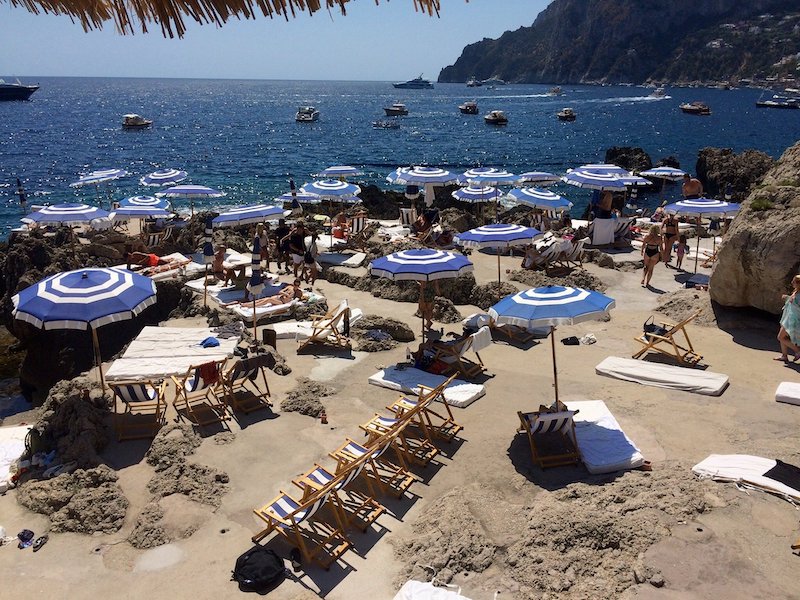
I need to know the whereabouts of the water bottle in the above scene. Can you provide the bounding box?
[406,346,412,364]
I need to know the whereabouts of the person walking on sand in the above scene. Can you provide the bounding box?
[674,234,690,271]
[287,221,306,279]
[682,173,704,199]
[640,224,663,288]
[661,213,680,264]
[418,280,440,332]
[776,274,800,363]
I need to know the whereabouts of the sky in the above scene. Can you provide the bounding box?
[1,0,550,80]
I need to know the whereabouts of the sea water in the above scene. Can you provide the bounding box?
[1,78,796,239]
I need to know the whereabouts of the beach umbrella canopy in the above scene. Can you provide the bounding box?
[457,167,517,186]
[300,180,361,204]
[508,187,573,212]
[119,195,171,210]
[451,185,502,204]
[369,248,473,282]
[576,163,628,175]
[157,185,226,198]
[140,168,189,187]
[562,169,627,191]
[664,197,741,273]
[110,206,173,220]
[212,204,285,227]
[312,165,364,179]
[640,167,686,181]
[275,190,322,205]
[617,174,653,187]
[70,168,129,187]
[387,166,458,186]
[516,171,561,186]
[22,203,110,226]
[489,285,615,407]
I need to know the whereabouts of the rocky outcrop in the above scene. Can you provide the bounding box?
[605,147,652,173]
[695,148,775,201]
[710,141,800,313]
[281,377,334,418]
[352,315,416,352]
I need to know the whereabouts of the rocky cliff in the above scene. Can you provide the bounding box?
[710,140,800,313]
[439,0,800,85]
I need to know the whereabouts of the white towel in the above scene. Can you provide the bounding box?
[471,325,492,353]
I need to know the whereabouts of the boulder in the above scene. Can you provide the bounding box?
[439,207,479,233]
[147,462,229,507]
[352,315,416,341]
[432,297,463,323]
[281,377,333,418]
[470,282,520,311]
[605,147,652,173]
[710,141,800,313]
[695,147,775,201]
[145,422,202,472]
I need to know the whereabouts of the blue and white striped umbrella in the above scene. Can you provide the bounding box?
[12,267,157,331]
[508,187,573,212]
[451,185,501,204]
[212,204,285,227]
[516,171,561,186]
[617,174,653,187]
[312,165,364,179]
[455,223,542,250]
[562,169,627,191]
[140,168,189,187]
[457,167,517,186]
[202,217,215,265]
[369,248,473,282]
[300,180,361,203]
[246,236,264,298]
[639,167,686,181]
[577,163,628,175]
[664,197,740,218]
[119,195,170,210]
[489,285,615,406]
[70,169,129,188]
[158,185,226,199]
[386,166,458,186]
[22,203,110,226]
[110,206,173,220]
[276,190,322,205]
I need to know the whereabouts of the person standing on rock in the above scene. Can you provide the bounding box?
[776,274,800,363]
[640,224,663,288]
[682,174,704,199]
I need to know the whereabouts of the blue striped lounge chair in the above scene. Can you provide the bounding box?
[431,327,488,380]
[360,413,439,467]
[387,380,463,443]
[297,299,352,353]
[109,380,166,441]
[171,359,230,429]
[517,409,581,469]
[329,437,417,498]
[292,455,385,533]
[220,356,272,414]
[251,487,350,570]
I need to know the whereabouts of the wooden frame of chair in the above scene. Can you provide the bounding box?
[387,375,463,443]
[220,356,273,414]
[551,238,585,269]
[632,311,702,366]
[343,213,370,251]
[329,436,417,499]
[292,455,385,533]
[252,485,350,570]
[297,299,352,353]
[171,359,230,428]
[517,410,582,469]
[109,379,167,441]
[360,413,439,467]
[431,333,485,380]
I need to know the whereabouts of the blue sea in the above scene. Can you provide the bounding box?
[1,77,797,239]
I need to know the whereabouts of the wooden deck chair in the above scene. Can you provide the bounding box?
[252,486,350,570]
[360,413,439,467]
[517,410,581,469]
[343,213,370,250]
[297,299,352,353]
[171,359,230,428]
[399,207,417,226]
[143,230,166,249]
[330,437,417,498]
[613,217,636,241]
[109,380,166,441]
[552,238,585,269]
[632,311,703,366]
[387,376,463,442]
[431,326,489,380]
[292,455,385,533]
[220,355,273,414]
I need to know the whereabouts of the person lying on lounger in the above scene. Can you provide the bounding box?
[127,252,178,270]
[249,279,304,307]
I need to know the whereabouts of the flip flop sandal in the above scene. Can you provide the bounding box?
[32,535,48,552]
[289,548,302,572]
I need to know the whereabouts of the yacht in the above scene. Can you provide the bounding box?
[0,78,39,101]
[756,97,799,109]
[679,101,711,115]
[458,101,479,115]
[393,75,434,89]
[122,114,153,129]
[295,106,320,122]
[383,102,409,116]
[482,76,507,86]
[556,107,576,121]
[649,87,666,98]
[547,86,563,96]
[484,110,508,125]
[466,77,482,88]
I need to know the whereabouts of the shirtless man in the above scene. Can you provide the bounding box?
[682,174,704,199]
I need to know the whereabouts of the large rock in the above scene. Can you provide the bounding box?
[710,141,800,313]
[695,147,775,201]
[605,147,652,173]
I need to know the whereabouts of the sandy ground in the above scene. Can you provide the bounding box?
[1,236,799,600]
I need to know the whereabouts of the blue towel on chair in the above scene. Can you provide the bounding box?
[200,336,220,348]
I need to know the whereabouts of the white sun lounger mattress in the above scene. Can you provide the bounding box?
[317,252,366,268]
[105,326,239,381]
[564,400,645,474]
[0,425,31,494]
[595,356,729,396]
[393,580,472,600]
[269,308,364,339]
[692,454,800,504]
[368,366,486,408]
[775,381,800,406]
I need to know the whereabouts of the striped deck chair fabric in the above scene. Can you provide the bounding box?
[109,380,166,441]
[171,360,229,428]
[252,488,350,570]
[221,355,272,414]
[330,437,416,498]
[517,410,581,469]
[297,299,352,352]
[360,413,439,467]
[399,207,417,226]
[432,326,488,380]
[388,392,463,442]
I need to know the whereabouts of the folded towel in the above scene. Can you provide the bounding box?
[198,361,219,385]
[471,325,492,353]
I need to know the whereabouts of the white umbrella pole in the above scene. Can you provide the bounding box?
[91,326,106,392]
[497,251,502,302]
[203,264,209,307]
[253,296,258,343]
[550,326,561,409]
[694,219,701,274]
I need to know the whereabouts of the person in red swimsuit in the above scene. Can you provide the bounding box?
[127,252,175,269]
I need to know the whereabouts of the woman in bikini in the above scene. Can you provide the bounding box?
[661,214,680,264]
[251,279,304,307]
[776,274,800,363]
[640,224,663,287]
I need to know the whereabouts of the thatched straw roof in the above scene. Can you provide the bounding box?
[7,0,443,38]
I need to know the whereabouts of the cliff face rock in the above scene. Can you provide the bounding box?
[439,0,799,84]
[695,148,775,202]
[710,141,800,313]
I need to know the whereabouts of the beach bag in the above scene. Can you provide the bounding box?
[643,316,668,340]
[231,546,285,593]
[561,336,580,346]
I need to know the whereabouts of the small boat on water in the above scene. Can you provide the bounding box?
[484,110,508,125]
[0,78,39,101]
[372,119,400,129]
[383,102,409,116]
[393,75,433,89]
[482,76,507,86]
[756,98,799,109]
[458,101,479,115]
[649,87,666,98]
[122,114,153,129]
[295,106,320,122]
[556,107,576,121]
[547,86,563,96]
[679,101,711,115]
[466,77,482,88]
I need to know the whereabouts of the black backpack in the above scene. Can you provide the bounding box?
[231,546,286,593]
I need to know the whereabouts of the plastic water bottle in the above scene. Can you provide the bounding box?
[406,346,412,363]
